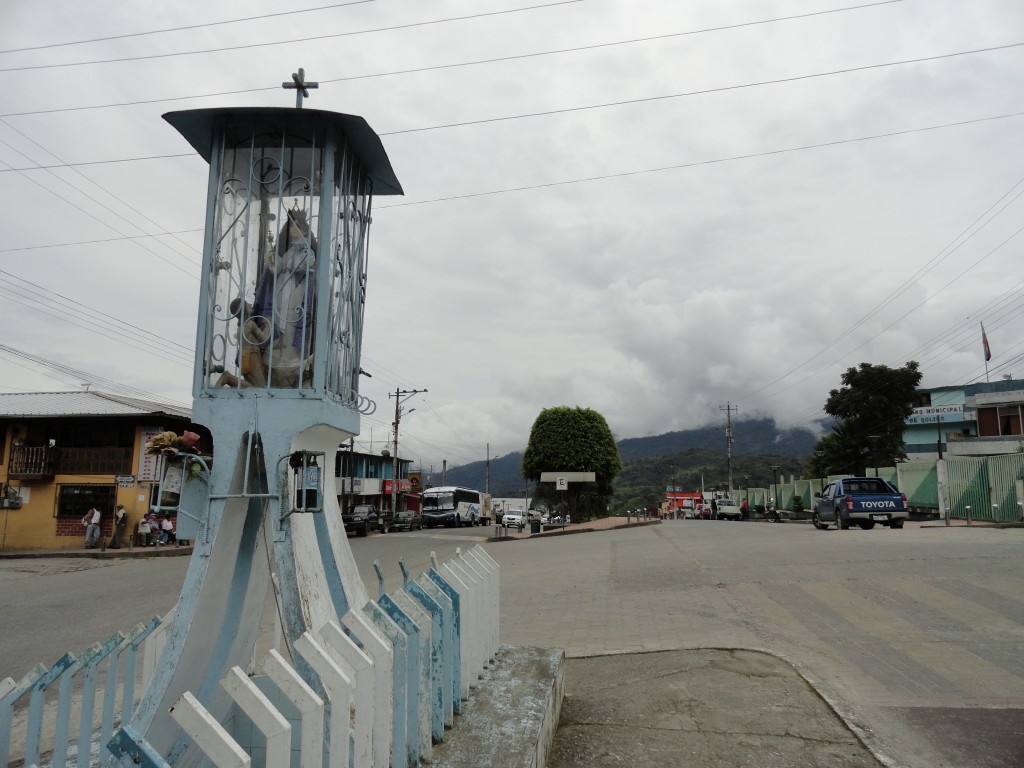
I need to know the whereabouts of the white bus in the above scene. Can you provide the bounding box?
[421,486,491,528]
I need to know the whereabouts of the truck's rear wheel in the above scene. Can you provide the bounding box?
[890,520,904,529]
[836,511,849,530]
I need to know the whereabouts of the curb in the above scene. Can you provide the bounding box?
[484,518,661,543]
[0,545,194,560]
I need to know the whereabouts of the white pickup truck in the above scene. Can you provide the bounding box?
[502,509,541,528]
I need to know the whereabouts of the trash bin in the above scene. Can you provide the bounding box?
[530,520,541,534]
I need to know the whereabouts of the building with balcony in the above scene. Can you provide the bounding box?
[334,444,416,515]
[904,378,1024,461]
[0,391,199,551]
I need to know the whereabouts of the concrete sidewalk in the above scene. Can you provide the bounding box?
[549,649,881,768]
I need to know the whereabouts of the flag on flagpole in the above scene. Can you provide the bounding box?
[981,322,992,362]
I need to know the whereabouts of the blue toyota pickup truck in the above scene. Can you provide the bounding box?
[812,477,908,530]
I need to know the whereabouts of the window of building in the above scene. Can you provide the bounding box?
[977,405,1023,437]
[336,449,354,477]
[998,406,1022,436]
[914,392,932,407]
[55,484,116,518]
[978,408,999,436]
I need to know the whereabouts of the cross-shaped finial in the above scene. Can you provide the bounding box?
[282,67,319,109]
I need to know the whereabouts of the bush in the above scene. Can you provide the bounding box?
[792,495,805,518]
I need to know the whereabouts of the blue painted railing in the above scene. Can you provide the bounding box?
[0,614,167,768]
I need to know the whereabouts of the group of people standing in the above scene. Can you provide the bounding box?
[81,505,186,549]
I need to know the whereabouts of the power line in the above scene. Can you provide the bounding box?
[0,230,204,253]
[740,174,1024,406]
[817,223,1024,374]
[0,0,910,119]
[1,289,194,367]
[0,118,203,264]
[0,1,375,54]
[2,38,1013,181]
[0,268,194,357]
[0,157,200,280]
[0,154,194,172]
[378,42,1024,137]
[377,111,1024,209]
[0,344,191,408]
[0,0,588,72]
[745,182,1024,429]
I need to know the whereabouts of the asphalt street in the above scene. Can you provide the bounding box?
[2,520,1022,767]
[484,520,1024,768]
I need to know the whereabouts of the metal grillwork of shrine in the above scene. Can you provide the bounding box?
[164,108,402,409]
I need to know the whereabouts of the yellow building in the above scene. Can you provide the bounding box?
[0,391,200,551]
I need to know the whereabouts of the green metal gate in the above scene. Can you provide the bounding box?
[987,453,1024,522]
[944,457,992,521]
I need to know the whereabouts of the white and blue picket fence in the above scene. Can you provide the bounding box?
[1,546,500,768]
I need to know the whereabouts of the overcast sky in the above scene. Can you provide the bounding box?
[1,0,1022,471]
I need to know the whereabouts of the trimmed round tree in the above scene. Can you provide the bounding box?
[522,406,623,519]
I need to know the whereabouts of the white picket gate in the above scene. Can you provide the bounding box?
[1,546,500,768]
[157,546,499,768]
[0,614,167,768]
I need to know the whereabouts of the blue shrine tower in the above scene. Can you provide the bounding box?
[114,99,404,762]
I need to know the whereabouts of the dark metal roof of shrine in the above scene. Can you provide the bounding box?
[163,107,403,196]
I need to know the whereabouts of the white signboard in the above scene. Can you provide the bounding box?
[116,475,136,488]
[556,477,568,491]
[907,405,965,425]
[137,426,164,482]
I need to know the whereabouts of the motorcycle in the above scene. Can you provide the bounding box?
[764,501,781,523]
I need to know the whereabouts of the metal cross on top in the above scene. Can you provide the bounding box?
[282,67,319,108]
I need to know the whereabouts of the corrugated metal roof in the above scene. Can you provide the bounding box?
[0,391,191,419]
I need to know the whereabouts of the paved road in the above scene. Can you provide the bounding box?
[3,520,1022,767]
[0,556,186,680]
[0,526,486,680]
[486,521,1024,768]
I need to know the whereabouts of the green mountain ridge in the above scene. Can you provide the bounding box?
[434,418,821,501]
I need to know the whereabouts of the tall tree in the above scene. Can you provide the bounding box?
[522,406,623,517]
[808,361,922,476]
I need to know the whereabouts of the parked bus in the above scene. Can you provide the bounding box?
[421,486,491,528]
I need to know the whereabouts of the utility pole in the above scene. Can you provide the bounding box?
[720,402,737,494]
[389,387,427,518]
[485,443,490,495]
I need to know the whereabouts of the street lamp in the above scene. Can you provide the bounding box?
[769,465,780,511]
